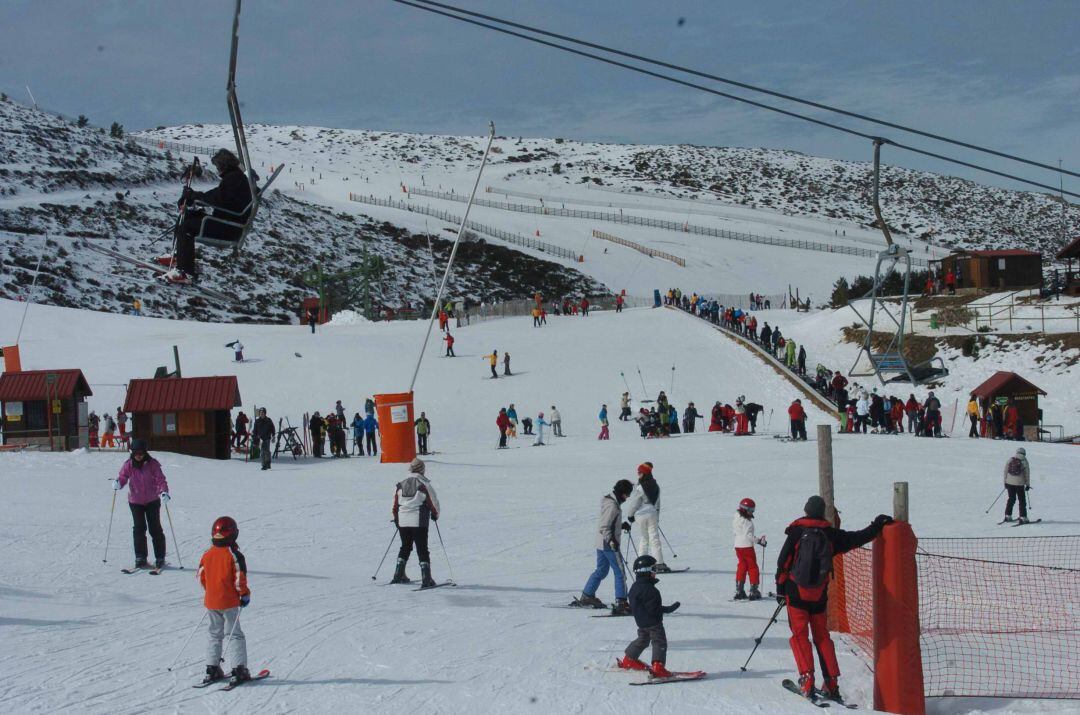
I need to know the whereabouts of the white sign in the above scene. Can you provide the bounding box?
[5,401,23,421]
[390,405,409,424]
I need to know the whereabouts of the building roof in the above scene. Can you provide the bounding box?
[1056,236,1080,261]
[124,376,241,412]
[971,371,1046,399]
[968,249,1042,258]
[0,369,92,401]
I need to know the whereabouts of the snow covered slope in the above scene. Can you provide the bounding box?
[2,298,1078,714]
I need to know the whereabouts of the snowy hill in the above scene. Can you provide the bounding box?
[3,299,1078,714]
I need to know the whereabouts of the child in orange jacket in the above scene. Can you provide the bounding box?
[197,516,252,685]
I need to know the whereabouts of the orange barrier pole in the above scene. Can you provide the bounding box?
[872,518,925,715]
[375,392,416,464]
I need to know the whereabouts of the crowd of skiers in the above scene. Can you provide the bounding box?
[627,391,767,439]
[87,408,129,449]
[496,403,561,447]
[308,398,379,458]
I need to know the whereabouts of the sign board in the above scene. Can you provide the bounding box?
[45,372,58,385]
[5,401,22,421]
[52,399,62,414]
[0,345,22,374]
[390,405,409,424]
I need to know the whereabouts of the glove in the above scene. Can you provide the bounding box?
[627,516,635,524]
[1025,485,1031,492]
[112,479,122,491]
[757,535,768,547]
[621,521,631,533]
[159,492,170,504]
[776,592,787,606]
[608,540,618,551]
[873,514,894,529]
[239,595,250,608]
[668,601,681,612]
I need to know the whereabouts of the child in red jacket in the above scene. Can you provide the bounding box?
[197,516,251,685]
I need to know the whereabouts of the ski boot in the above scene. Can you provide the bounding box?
[229,665,252,685]
[419,562,437,588]
[1018,517,1030,525]
[389,558,411,584]
[575,594,605,609]
[153,254,174,267]
[616,656,649,671]
[650,661,673,679]
[155,558,166,570]
[821,676,843,702]
[1002,516,1014,523]
[655,563,672,574]
[202,665,225,685]
[611,598,631,616]
[748,584,762,601]
[162,269,192,285]
[734,581,748,600]
[135,558,150,570]
[797,673,815,698]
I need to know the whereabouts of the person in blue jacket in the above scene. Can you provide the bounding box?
[363,413,379,456]
[351,413,364,456]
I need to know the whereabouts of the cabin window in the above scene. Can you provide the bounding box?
[178,411,205,436]
[25,400,47,430]
[152,413,178,435]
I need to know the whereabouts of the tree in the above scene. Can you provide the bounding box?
[552,162,562,175]
[829,277,850,308]
[77,115,89,128]
[109,122,124,139]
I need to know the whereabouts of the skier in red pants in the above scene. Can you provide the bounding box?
[732,497,766,600]
[775,496,892,703]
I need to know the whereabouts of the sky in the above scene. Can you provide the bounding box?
[1,1,1077,194]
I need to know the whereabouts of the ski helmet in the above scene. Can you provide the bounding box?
[633,554,658,575]
[637,462,653,476]
[613,479,634,500]
[211,516,238,545]
[739,497,756,514]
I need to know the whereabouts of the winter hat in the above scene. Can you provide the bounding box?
[1016,448,1026,456]
[637,462,653,476]
[613,479,634,499]
[130,438,148,453]
[409,458,426,475]
[804,495,827,520]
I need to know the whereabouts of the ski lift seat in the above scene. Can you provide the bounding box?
[194,164,284,250]
[871,353,908,371]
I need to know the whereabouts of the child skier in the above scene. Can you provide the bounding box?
[616,555,681,678]
[197,516,251,686]
[598,404,610,440]
[732,497,766,600]
[533,412,549,446]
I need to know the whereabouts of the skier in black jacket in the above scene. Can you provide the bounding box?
[170,149,253,280]
[251,408,275,471]
[616,555,680,678]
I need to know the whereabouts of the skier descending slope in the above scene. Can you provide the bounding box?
[616,555,681,678]
[114,439,170,571]
[391,459,440,587]
[624,463,668,572]
[775,496,892,701]
[197,516,252,686]
[574,480,634,614]
[732,498,766,600]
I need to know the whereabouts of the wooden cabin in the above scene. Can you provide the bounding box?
[971,371,1046,440]
[1057,236,1080,296]
[123,376,240,460]
[936,249,1043,291]
[0,369,92,450]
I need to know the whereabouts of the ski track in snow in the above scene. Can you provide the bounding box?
[1,300,1078,713]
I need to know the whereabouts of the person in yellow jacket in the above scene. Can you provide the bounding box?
[483,350,498,379]
[967,394,980,438]
[532,307,541,327]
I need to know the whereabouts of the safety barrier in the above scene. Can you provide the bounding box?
[130,135,218,157]
[591,230,685,266]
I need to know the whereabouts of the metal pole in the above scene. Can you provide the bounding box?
[817,425,836,525]
[657,524,678,558]
[409,123,495,393]
[434,520,456,584]
[371,528,398,581]
[163,502,184,569]
[220,610,242,665]
[984,488,1006,514]
[15,233,48,345]
[103,489,117,562]
[893,481,909,522]
[740,602,785,671]
[636,366,648,399]
[167,611,208,671]
[670,364,676,395]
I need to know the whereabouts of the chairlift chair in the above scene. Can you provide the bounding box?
[848,139,948,386]
[193,0,284,255]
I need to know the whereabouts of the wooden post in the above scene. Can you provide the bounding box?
[817,424,836,525]
[894,481,909,522]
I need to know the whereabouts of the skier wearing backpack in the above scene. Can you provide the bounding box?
[575,479,634,614]
[1002,447,1031,524]
[732,498,766,600]
[390,458,440,587]
[775,496,892,701]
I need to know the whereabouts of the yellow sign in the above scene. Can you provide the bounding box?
[52,399,62,414]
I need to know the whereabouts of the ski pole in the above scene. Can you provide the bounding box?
[434,520,456,583]
[627,531,639,558]
[657,524,678,558]
[103,489,117,563]
[371,527,397,581]
[636,365,648,399]
[670,364,676,395]
[741,601,784,671]
[984,488,1006,514]
[766,408,774,431]
[220,610,242,665]
[163,501,184,569]
[167,610,208,671]
[620,371,632,396]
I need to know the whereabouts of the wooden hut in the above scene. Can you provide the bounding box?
[124,376,240,460]
[970,371,1046,440]
[936,249,1042,291]
[1056,236,1080,296]
[0,369,92,450]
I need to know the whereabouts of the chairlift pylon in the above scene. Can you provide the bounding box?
[848,139,947,386]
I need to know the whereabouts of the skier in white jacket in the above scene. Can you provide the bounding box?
[624,462,669,572]
[390,458,441,587]
[732,497,766,600]
[533,412,549,446]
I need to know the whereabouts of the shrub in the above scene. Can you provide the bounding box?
[109,122,124,139]
[77,115,89,127]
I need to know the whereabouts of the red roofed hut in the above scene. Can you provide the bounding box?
[936,249,1042,291]
[971,371,1046,440]
[1056,236,1080,296]
[0,369,92,450]
[124,376,240,459]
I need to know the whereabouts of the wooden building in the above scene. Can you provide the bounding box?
[1057,236,1080,296]
[971,371,1046,440]
[0,369,92,450]
[936,249,1043,291]
[123,376,240,460]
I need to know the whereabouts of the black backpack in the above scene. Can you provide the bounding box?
[791,528,833,588]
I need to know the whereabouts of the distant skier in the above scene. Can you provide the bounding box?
[483,350,499,379]
[309,412,325,457]
[521,416,534,435]
[251,408,275,471]
[550,406,563,437]
[1002,447,1031,524]
[307,309,317,334]
[574,479,634,614]
[233,410,249,449]
[390,458,440,587]
[196,516,251,686]
[113,439,170,570]
[732,497,766,600]
[734,397,750,436]
[745,402,763,434]
[503,351,512,376]
[363,412,379,456]
[787,399,807,441]
[101,413,117,449]
[683,403,701,433]
[598,404,610,440]
[619,392,632,421]
[415,412,431,455]
[116,407,128,442]
[232,341,244,363]
[496,408,511,449]
[533,412,549,446]
[443,332,455,357]
[335,400,346,425]
[625,463,668,572]
[506,403,519,438]
[351,413,364,455]
[776,497,892,701]
[615,554,681,678]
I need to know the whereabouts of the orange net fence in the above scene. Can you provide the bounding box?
[830,535,1080,699]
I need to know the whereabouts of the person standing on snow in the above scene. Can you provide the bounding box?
[598,404,610,440]
[615,555,682,678]
[233,410,249,449]
[967,394,980,438]
[483,350,499,379]
[414,412,431,455]
[734,397,750,436]
[390,458,440,587]
[116,408,129,443]
[496,407,511,449]
[232,341,244,363]
[113,439,170,570]
[196,516,252,686]
[351,413,365,455]
[550,406,563,437]
[787,399,807,441]
[335,400,346,425]
[624,463,669,572]
[309,412,325,457]
[776,496,892,702]
[363,412,379,456]
[443,332,455,357]
[102,413,117,449]
[503,351,512,376]
[1002,447,1031,524]
[533,411,549,446]
[855,394,870,434]
[745,402,763,434]
[251,407,275,471]
[732,497,766,600]
[683,403,701,433]
[619,392,632,421]
[797,345,807,376]
[575,479,635,614]
[364,397,376,417]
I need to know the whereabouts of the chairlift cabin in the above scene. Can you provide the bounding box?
[848,139,947,386]
[193,0,284,255]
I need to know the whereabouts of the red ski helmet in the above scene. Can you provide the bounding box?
[739,498,756,514]
[211,516,238,545]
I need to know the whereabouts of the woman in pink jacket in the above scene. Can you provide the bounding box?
[113,439,171,570]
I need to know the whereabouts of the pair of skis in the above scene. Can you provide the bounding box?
[80,239,231,302]
[193,668,270,691]
[121,562,170,575]
[997,518,1042,526]
[781,679,858,708]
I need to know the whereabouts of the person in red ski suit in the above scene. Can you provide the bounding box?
[496,408,511,449]
[776,497,891,700]
[787,399,807,441]
[709,402,723,432]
